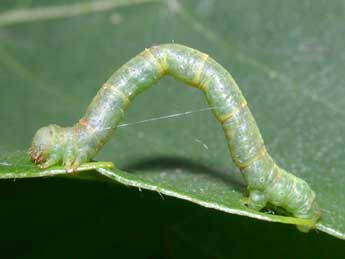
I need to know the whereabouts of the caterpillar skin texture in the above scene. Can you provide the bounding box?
[30,44,320,231]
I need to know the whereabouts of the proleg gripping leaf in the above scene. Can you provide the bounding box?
[0,151,113,179]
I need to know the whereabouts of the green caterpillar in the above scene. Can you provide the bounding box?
[30,44,320,231]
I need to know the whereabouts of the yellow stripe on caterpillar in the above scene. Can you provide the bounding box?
[144,48,167,75]
[218,100,248,124]
[238,145,267,170]
[102,83,130,107]
[192,53,209,86]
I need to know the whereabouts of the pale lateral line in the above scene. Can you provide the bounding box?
[0,0,160,27]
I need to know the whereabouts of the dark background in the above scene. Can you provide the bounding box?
[0,177,343,258]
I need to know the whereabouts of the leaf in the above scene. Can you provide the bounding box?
[0,151,113,180]
[0,0,344,240]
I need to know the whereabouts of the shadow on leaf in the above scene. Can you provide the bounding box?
[122,155,245,193]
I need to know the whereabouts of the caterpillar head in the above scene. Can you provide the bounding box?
[29,124,64,166]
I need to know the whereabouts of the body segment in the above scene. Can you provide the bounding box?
[30,44,320,230]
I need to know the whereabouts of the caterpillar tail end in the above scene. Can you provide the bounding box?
[243,188,321,233]
[295,200,321,233]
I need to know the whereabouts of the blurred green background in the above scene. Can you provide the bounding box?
[1,0,345,257]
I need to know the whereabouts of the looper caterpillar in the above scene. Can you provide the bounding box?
[30,44,320,231]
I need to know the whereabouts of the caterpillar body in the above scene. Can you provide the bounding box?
[30,44,320,231]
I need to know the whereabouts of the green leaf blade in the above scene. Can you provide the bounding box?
[0,151,113,179]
